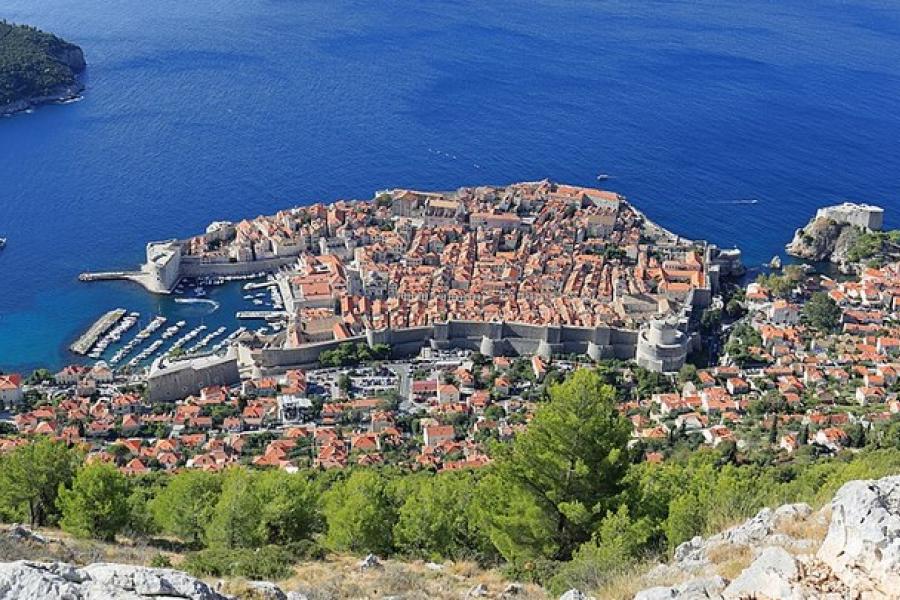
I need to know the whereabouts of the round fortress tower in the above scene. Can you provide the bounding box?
[635,316,689,373]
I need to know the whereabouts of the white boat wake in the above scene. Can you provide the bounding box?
[174,298,220,313]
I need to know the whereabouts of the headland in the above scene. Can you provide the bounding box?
[81,180,744,399]
[0,21,86,116]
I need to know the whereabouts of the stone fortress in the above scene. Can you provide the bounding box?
[149,315,699,402]
[815,202,884,231]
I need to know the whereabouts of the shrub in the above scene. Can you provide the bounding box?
[149,553,172,568]
[182,545,294,580]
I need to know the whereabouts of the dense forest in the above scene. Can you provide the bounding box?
[2,369,900,596]
[0,20,85,106]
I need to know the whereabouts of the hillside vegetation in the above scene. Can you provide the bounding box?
[2,370,900,598]
[0,20,85,106]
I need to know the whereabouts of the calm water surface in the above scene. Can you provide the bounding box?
[1,0,899,370]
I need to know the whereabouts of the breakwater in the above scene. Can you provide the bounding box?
[70,308,125,355]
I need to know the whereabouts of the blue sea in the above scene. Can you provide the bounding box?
[1,0,899,371]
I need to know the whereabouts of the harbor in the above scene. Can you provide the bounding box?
[60,267,288,372]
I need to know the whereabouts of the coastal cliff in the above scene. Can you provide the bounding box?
[785,216,861,265]
[787,208,899,271]
[0,21,86,116]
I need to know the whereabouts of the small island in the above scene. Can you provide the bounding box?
[0,20,86,115]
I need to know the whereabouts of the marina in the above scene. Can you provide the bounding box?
[186,326,227,354]
[88,312,139,359]
[108,315,168,366]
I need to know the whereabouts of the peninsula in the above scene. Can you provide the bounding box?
[0,20,86,115]
[81,181,744,395]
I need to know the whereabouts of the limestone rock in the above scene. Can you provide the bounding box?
[0,560,228,600]
[723,546,801,599]
[246,580,287,600]
[0,562,85,599]
[633,587,675,600]
[559,589,594,600]
[674,575,727,598]
[633,575,726,600]
[358,553,382,569]
[81,562,224,599]
[817,476,900,598]
[7,524,47,544]
[773,503,812,526]
[502,582,523,595]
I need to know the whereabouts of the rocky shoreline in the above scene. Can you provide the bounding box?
[0,82,86,117]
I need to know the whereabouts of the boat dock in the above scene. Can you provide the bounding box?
[70,308,127,355]
[236,310,287,320]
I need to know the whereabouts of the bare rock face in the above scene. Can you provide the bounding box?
[633,475,900,600]
[817,476,900,599]
[722,547,801,600]
[0,560,229,600]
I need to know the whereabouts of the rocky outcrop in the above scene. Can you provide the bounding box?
[0,83,85,116]
[785,216,861,265]
[633,474,900,599]
[0,560,228,600]
[650,502,818,584]
[818,476,900,598]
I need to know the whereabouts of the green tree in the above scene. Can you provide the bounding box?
[664,492,705,549]
[150,470,222,546]
[337,373,352,394]
[255,470,320,545]
[725,297,745,318]
[802,292,841,333]
[25,368,53,384]
[725,323,763,366]
[205,468,263,549]
[58,463,130,541]
[126,473,164,537]
[0,438,81,527]
[477,369,632,563]
[634,367,673,398]
[677,364,699,386]
[700,308,722,333]
[549,505,654,595]
[323,470,397,555]
[394,471,496,562]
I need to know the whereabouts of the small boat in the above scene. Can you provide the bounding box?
[596,174,610,181]
[0,238,6,249]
